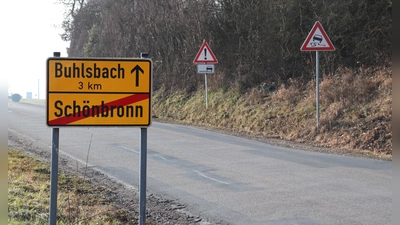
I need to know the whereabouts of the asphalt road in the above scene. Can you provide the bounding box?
[8,101,392,225]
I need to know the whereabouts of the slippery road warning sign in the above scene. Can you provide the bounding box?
[46,58,152,126]
[301,21,335,51]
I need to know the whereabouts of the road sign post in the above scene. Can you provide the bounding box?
[205,73,208,108]
[46,56,152,225]
[139,127,147,225]
[316,51,320,129]
[193,40,218,108]
[301,21,335,131]
[139,53,148,225]
[49,52,60,225]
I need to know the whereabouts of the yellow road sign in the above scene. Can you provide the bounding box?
[47,58,152,126]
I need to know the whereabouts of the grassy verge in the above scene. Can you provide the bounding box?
[153,66,391,159]
[8,148,135,224]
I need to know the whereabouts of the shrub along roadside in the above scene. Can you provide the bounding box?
[152,66,391,159]
[8,148,136,224]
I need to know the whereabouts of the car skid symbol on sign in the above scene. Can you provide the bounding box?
[313,34,323,43]
[310,34,326,47]
[300,21,335,51]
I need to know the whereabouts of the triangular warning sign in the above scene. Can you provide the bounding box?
[301,21,335,51]
[193,40,218,64]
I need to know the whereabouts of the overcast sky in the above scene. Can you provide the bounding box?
[2,0,69,99]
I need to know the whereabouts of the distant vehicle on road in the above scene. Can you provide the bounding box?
[10,93,22,102]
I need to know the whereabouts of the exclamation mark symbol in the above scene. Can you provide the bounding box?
[204,48,207,60]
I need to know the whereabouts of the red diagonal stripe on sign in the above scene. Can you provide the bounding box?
[49,94,149,125]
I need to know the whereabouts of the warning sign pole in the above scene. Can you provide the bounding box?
[301,21,335,131]
[205,73,209,108]
[316,51,320,131]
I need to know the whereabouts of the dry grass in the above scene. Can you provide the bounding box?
[8,148,136,224]
[153,65,392,159]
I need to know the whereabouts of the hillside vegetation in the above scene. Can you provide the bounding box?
[153,65,391,158]
[60,0,392,157]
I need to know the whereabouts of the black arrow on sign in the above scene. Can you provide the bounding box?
[131,65,144,87]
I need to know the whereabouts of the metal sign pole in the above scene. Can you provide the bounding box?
[139,52,148,225]
[316,51,320,131]
[205,73,208,108]
[49,52,61,225]
[139,128,147,225]
[49,128,59,225]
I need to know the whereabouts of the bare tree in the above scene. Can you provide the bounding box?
[62,0,391,92]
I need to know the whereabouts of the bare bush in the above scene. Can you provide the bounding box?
[61,0,391,92]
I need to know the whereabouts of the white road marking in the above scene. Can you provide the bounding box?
[119,145,139,154]
[155,155,167,160]
[194,170,229,185]
[119,145,166,160]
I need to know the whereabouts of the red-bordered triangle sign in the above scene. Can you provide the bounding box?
[301,21,335,51]
[193,40,218,64]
